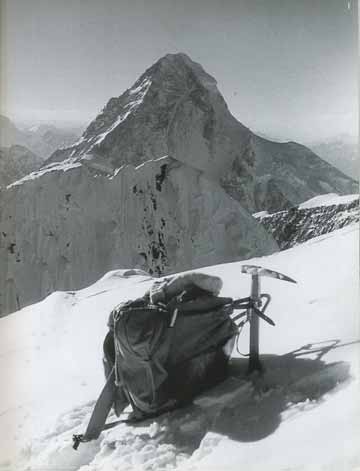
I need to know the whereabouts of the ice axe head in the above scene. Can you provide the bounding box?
[241,265,297,284]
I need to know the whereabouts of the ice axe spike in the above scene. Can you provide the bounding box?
[240,265,297,374]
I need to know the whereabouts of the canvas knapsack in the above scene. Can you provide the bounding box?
[111,295,176,415]
[73,273,238,450]
[105,274,238,418]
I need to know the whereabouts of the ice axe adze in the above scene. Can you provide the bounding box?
[240,265,297,374]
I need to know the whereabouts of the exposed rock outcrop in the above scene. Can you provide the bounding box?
[0,156,278,315]
[255,195,359,250]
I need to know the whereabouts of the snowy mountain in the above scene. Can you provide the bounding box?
[45,53,357,213]
[254,193,359,250]
[0,145,43,187]
[0,223,358,471]
[0,53,357,316]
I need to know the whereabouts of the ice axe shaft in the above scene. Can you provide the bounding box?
[248,274,262,373]
[241,265,297,374]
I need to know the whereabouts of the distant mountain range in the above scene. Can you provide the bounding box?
[0,115,81,160]
[308,136,358,181]
[255,130,358,182]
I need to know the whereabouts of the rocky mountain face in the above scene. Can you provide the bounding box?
[0,115,80,160]
[46,53,357,213]
[0,145,42,187]
[0,156,277,315]
[254,196,359,250]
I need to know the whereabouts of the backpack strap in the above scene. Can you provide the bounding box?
[73,366,117,449]
[73,309,132,450]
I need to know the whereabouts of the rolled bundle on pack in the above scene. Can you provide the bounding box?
[149,272,223,305]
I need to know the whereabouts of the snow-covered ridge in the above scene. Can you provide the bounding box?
[129,76,152,96]
[66,77,152,149]
[6,155,173,189]
[298,193,359,209]
[62,76,152,160]
[38,76,152,169]
[89,77,152,149]
[7,157,82,188]
[134,154,170,171]
[256,193,359,250]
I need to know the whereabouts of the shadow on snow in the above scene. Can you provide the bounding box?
[123,339,358,454]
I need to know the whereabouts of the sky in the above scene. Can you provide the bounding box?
[0,0,358,143]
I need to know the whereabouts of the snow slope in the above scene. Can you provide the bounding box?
[0,226,359,471]
[298,193,359,209]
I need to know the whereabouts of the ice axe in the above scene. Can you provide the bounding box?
[239,265,297,374]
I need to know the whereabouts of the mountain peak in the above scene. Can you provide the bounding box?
[45,52,225,169]
[148,52,218,89]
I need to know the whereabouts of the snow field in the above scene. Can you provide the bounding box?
[0,226,358,471]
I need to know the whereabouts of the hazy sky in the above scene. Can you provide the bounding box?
[0,0,358,142]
